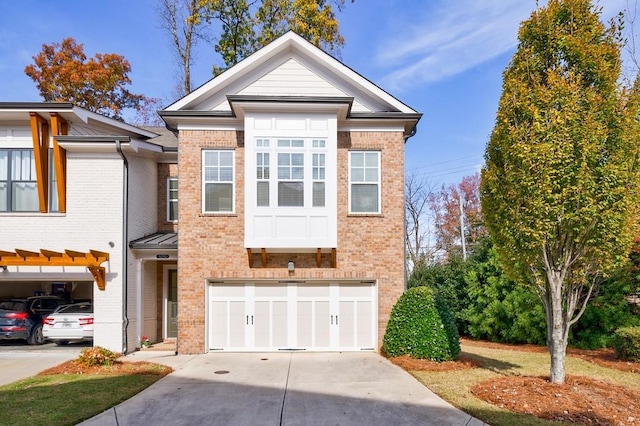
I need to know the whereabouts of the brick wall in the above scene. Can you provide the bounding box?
[177,129,405,354]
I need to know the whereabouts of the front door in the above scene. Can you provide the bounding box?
[166,269,178,339]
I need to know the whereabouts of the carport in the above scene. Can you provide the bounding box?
[0,248,108,301]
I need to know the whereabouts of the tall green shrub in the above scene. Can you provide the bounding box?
[383,286,460,361]
[408,255,470,334]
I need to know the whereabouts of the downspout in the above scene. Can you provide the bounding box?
[403,125,418,289]
[115,140,130,354]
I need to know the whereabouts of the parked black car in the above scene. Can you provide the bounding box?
[0,296,68,345]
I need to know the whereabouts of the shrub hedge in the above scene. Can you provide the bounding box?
[613,327,640,361]
[383,286,460,361]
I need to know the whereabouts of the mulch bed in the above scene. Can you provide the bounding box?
[388,339,640,426]
[38,360,173,376]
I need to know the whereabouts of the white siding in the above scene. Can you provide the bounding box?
[211,58,371,113]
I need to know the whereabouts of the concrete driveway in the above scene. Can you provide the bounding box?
[0,342,87,386]
[79,351,485,426]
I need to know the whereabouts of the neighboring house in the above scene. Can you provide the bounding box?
[0,31,420,354]
[0,103,177,353]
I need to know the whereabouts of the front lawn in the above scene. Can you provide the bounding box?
[391,339,640,426]
[0,360,172,426]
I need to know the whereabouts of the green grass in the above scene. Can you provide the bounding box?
[411,344,640,426]
[0,365,169,426]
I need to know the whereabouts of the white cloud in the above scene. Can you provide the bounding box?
[377,0,630,92]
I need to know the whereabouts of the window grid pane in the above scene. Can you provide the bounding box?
[168,178,178,221]
[312,153,325,207]
[350,151,380,213]
[203,151,234,212]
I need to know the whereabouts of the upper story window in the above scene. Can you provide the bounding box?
[167,177,178,221]
[254,138,327,208]
[349,151,381,214]
[202,150,234,213]
[0,149,38,212]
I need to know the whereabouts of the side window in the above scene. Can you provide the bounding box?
[349,151,381,214]
[167,177,178,221]
[202,150,234,213]
[0,149,39,212]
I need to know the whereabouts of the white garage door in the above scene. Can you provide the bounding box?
[208,281,376,351]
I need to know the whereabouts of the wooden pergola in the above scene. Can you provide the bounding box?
[0,249,109,290]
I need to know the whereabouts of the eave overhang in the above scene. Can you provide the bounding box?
[160,95,422,137]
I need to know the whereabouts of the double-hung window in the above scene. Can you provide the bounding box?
[167,177,178,221]
[0,149,39,212]
[349,151,380,214]
[256,139,270,207]
[203,150,234,213]
[312,139,326,207]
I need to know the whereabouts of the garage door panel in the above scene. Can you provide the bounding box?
[210,301,228,348]
[254,301,270,347]
[313,301,331,348]
[338,301,355,347]
[209,282,375,351]
[229,301,246,348]
[272,301,288,347]
[357,301,373,348]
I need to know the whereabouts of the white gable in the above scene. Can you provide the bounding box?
[166,32,417,115]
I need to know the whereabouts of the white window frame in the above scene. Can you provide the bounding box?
[0,149,39,213]
[167,177,178,222]
[202,150,235,213]
[253,138,327,209]
[348,151,381,214]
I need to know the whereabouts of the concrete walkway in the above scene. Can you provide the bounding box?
[79,351,486,426]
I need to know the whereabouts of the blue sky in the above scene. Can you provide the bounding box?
[0,0,631,187]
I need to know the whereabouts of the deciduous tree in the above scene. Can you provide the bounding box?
[430,173,486,260]
[405,172,437,273]
[24,38,144,120]
[158,0,209,96]
[194,0,352,75]
[481,0,640,384]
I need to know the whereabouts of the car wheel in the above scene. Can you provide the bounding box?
[27,324,45,345]
[54,340,69,346]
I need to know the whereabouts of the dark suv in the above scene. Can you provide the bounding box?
[0,296,68,345]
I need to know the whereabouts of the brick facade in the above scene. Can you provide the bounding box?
[176,129,405,354]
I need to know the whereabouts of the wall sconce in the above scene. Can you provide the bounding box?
[287,260,294,272]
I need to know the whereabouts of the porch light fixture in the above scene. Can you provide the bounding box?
[287,260,295,272]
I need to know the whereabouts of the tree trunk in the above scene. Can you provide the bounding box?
[546,270,568,384]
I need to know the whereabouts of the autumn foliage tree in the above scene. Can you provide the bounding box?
[481,0,640,384]
[193,0,351,75]
[24,38,144,120]
[430,173,486,260]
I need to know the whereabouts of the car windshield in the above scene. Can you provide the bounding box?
[0,301,26,311]
[54,304,93,314]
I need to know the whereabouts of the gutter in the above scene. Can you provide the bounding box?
[115,140,130,354]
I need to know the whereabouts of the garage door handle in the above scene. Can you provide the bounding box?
[246,315,254,325]
[336,315,338,325]
[330,315,333,324]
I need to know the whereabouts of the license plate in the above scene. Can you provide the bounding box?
[62,323,72,328]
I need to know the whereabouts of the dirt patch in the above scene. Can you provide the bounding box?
[472,375,640,426]
[38,359,173,376]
